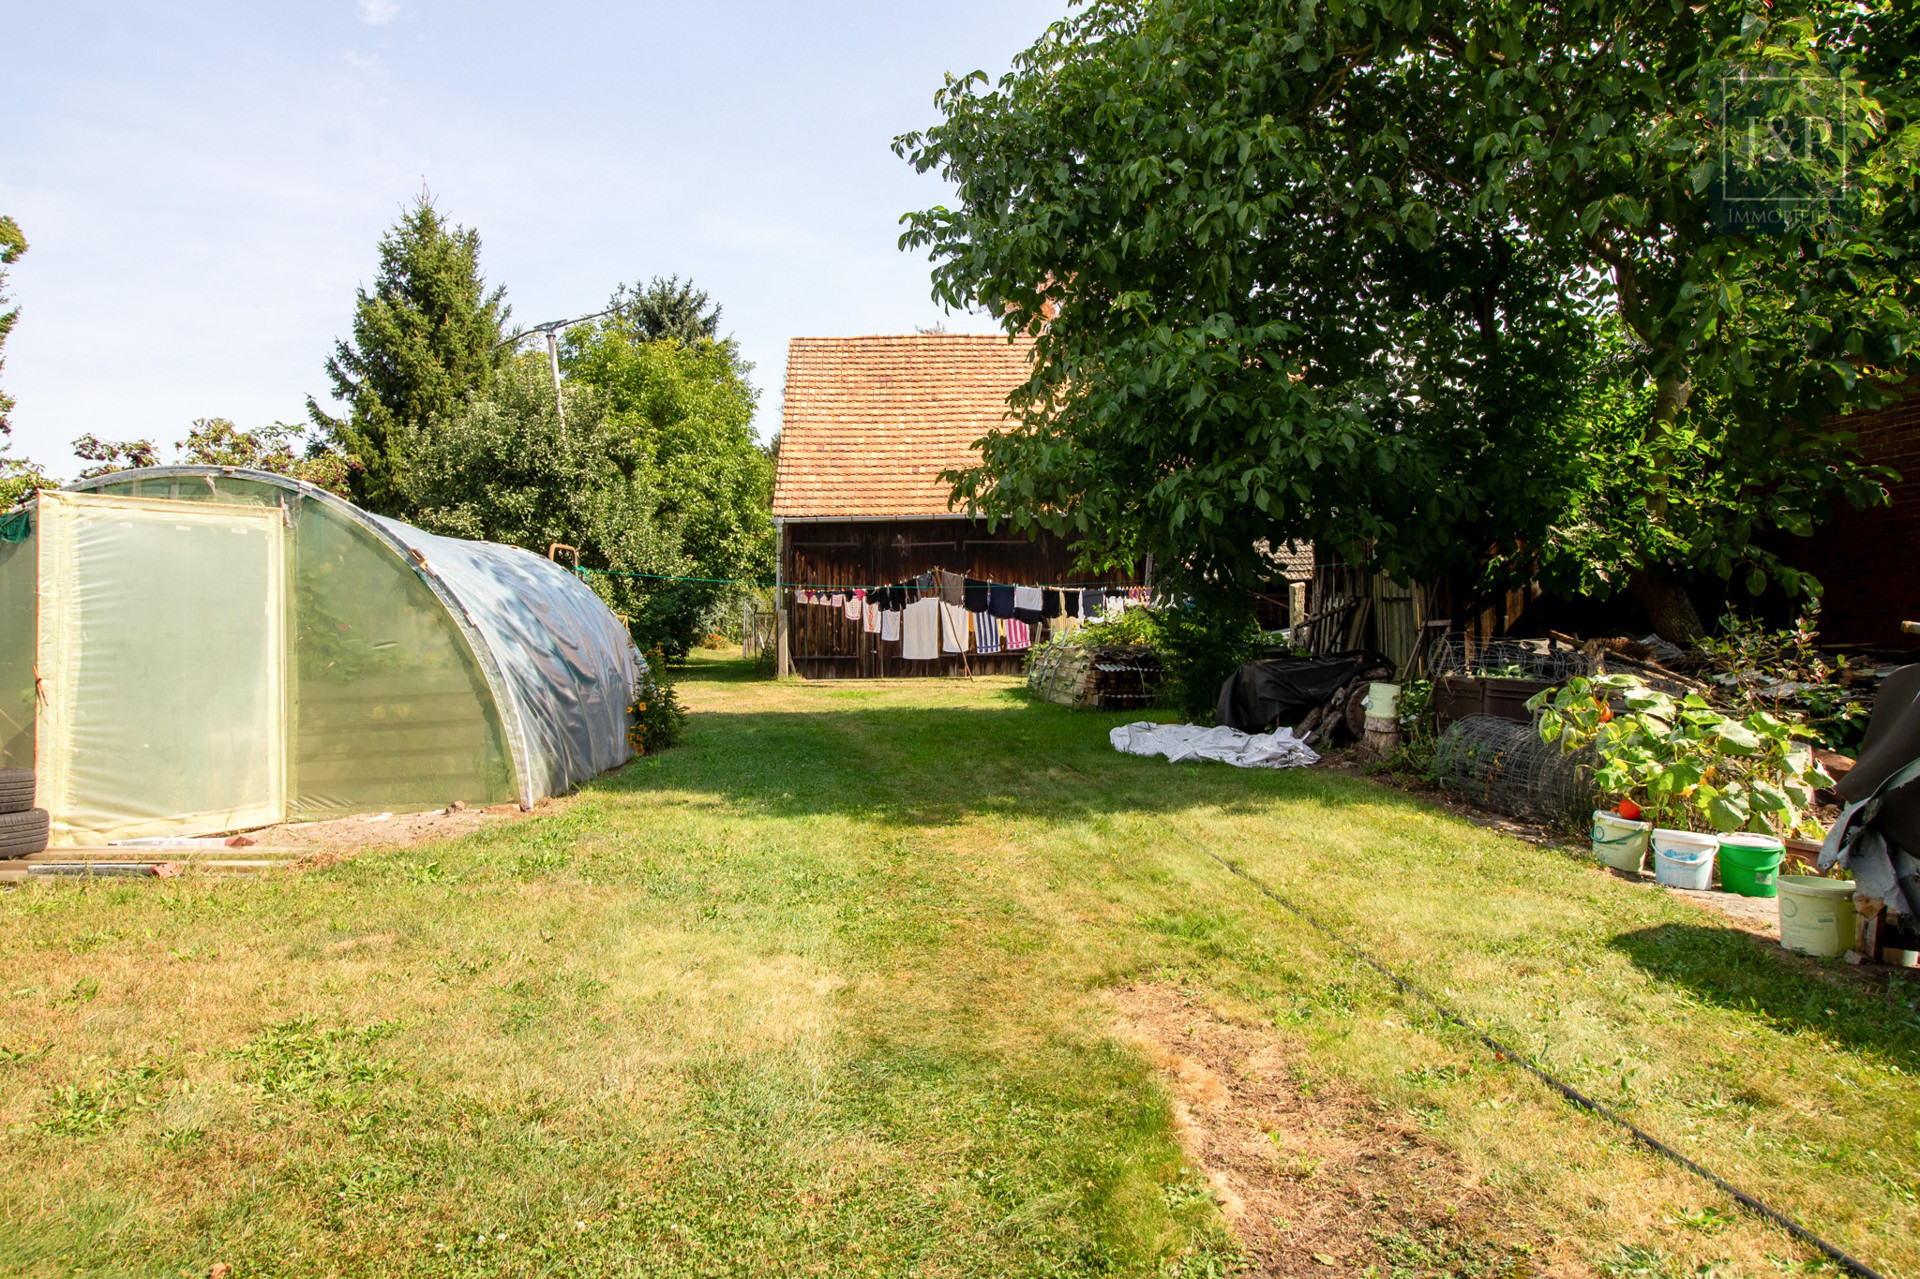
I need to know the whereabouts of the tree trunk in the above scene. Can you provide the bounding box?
[1627,567,1706,645]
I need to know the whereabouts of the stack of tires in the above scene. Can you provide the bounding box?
[0,770,48,858]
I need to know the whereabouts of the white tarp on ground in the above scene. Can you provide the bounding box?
[1109,722,1320,770]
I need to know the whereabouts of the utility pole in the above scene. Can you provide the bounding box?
[546,330,566,430]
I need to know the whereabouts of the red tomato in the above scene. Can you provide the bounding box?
[1618,798,1643,821]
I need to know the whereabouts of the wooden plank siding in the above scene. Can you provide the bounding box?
[780,518,1138,679]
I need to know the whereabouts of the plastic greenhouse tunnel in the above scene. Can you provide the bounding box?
[0,468,643,846]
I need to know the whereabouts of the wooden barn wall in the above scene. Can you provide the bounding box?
[781,518,1137,679]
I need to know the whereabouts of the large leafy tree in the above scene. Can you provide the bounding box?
[0,216,25,438]
[405,320,771,656]
[898,0,1920,640]
[178,418,351,494]
[562,315,771,589]
[309,194,512,514]
[0,216,52,507]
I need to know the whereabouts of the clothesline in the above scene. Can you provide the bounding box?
[793,573,1154,660]
[566,566,1138,592]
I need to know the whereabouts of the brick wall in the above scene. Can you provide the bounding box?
[1787,388,1920,648]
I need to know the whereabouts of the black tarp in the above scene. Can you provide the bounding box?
[1215,651,1390,732]
[1829,664,1920,917]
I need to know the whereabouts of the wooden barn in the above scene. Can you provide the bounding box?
[771,334,1141,678]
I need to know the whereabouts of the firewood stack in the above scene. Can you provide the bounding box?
[1293,660,1397,750]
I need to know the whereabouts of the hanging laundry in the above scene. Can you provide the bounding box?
[845,591,864,622]
[940,600,971,653]
[1064,590,1080,618]
[988,583,1015,620]
[964,577,989,612]
[1012,585,1044,624]
[863,597,880,633]
[830,592,846,610]
[1004,618,1032,650]
[901,598,940,660]
[1082,587,1105,618]
[880,607,901,643]
[935,568,966,607]
[1042,589,1063,619]
[972,611,1001,654]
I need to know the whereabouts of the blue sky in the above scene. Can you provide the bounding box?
[1,1,1067,476]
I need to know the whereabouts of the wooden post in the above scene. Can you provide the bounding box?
[776,606,791,679]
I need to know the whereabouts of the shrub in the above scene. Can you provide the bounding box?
[627,651,688,756]
[1149,593,1265,725]
[1530,674,1831,835]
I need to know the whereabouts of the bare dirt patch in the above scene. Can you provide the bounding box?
[1111,982,1583,1278]
[248,800,546,858]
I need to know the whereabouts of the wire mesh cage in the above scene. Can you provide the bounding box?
[1430,635,1599,683]
[1433,714,1600,828]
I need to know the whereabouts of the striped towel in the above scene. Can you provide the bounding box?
[973,612,1001,653]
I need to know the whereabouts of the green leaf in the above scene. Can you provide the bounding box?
[1710,721,1761,755]
[1707,791,1751,832]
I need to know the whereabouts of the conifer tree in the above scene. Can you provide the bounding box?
[309,194,510,513]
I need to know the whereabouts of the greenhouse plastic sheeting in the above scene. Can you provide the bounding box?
[0,520,35,770]
[368,517,638,803]
[37,490,287,842]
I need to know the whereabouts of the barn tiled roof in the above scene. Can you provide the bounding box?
[1257,539,1317,581]
[773,334,1036,519]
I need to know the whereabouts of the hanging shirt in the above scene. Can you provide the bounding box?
[901,598,940,660]
[989,584,1016,620]
[1012,585,1044,624]
[973,612,1001,654]
[1004,618,1032,650]
[845,591,864,622]
[940,601,971,653]
[880,608,901,642]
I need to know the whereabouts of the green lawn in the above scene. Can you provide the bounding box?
[2,653,1915,1278]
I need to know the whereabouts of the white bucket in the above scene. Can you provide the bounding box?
[1777,875,1857,957]
[1590,810,1652,873]
[1365,682,1402,718]
[1652,828,1718,890]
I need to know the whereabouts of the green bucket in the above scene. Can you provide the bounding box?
[1718,833,1785,898]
